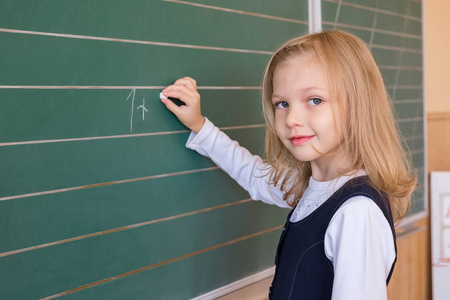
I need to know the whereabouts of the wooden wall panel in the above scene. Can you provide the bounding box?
[428,112,450,171]
[387,219,431,300]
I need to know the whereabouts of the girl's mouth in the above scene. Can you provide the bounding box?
[289,135,314,146]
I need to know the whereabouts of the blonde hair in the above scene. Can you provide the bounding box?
[262,30,417,222]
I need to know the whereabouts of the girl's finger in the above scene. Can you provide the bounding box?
[162,89,193,105]
[160,96,182,116]
[164,83,193,95]
[173,77,197,90]
[162,87,198,106]
[164,77,198,98]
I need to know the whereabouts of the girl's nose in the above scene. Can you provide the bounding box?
[285,107,305,128]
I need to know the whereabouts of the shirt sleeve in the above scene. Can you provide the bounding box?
[186,118,291,209]
[324,196,396,300]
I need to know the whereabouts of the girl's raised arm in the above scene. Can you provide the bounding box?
[161,78,291,209]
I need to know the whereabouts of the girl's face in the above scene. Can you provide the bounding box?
[271,55,347,177]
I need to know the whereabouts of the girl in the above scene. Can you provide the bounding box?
[160,30,416,300]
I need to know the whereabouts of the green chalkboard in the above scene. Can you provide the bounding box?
[0,0,425,299]
[0,0,307,299]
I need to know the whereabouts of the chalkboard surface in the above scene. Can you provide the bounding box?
[0,0,424,299]
[0,1,307,299]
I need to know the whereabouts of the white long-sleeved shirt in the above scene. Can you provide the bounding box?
[186,118,396,300]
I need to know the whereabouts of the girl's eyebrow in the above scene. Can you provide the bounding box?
[272,87,327,98]
[299,86,327,93]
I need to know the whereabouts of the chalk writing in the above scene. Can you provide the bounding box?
[137,99,148,121]
[126,89,150,132]
[127,89,136,132]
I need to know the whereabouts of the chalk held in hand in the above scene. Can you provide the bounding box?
[159,91,185,106]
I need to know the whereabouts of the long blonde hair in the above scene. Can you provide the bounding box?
[262,30,417,222]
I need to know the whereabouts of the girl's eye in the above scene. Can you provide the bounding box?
[275,101,289,109]
[307,98,323,106]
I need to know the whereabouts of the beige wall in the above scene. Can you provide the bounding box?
[424,0,450,113]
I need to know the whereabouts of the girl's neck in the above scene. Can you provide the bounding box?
[310,168,341,182]
[310,153,351,182]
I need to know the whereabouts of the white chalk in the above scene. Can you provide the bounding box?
[160,92,168,99]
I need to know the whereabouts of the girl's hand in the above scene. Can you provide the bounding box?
[161,77,206,133]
